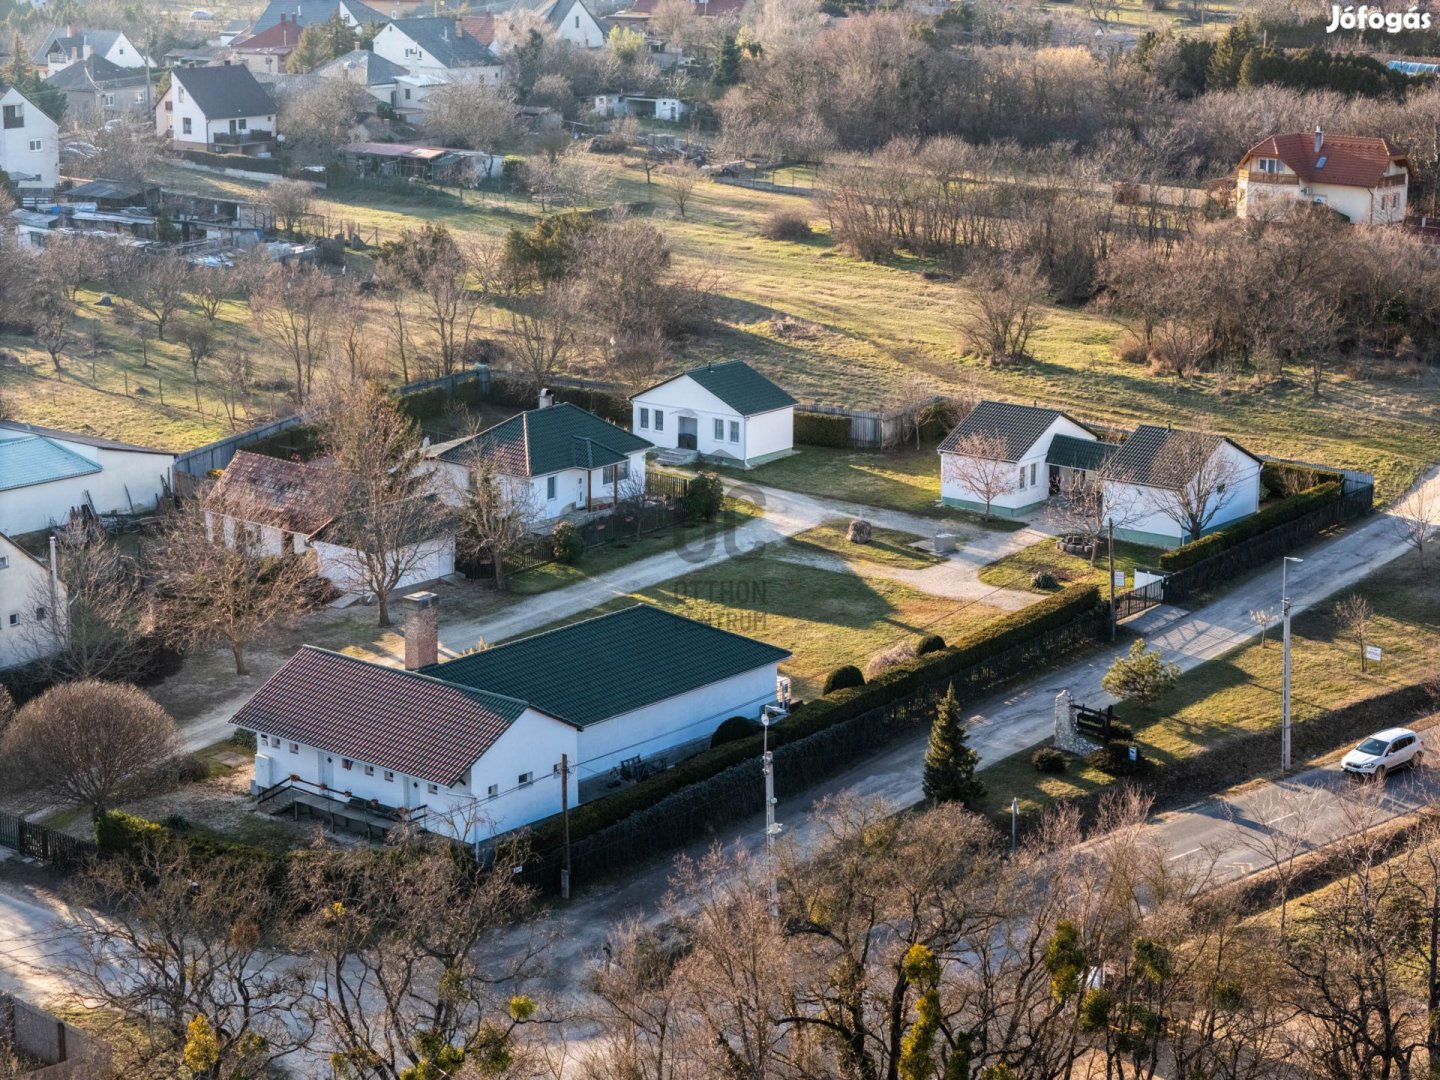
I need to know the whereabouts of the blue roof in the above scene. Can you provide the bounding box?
[0,433,102,492]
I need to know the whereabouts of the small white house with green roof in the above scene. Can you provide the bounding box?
[631,361,796,468]
[938,401,1098,518]
[424,400,652,523]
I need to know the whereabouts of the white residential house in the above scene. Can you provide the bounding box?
[1237,127,1410,225]
[425,400,652,523]
[1101,426,1263,548]
[539,0,607,49]
[205,451,456,594]
[312,48,409,105]
[155,63,278,155]
[0,533,66,673]
[233,600,790,842]
[31,27,149,78]
[372,18,503,84]
[631,361,796,467]
[0,422,175,536]
[0,85,59,193]
[938,401,1098,518]
[593,93,686,121]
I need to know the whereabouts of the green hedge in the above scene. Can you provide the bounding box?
[179,149,285,174]
[521,584,1102,857]
[794,411,851,448]
[1158,481,1342,571]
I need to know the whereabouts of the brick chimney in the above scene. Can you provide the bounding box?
[1315,124,1323,155]
[403,591,439,670]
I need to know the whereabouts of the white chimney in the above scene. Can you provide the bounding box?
[538,388,554,409]
[1315,124,1323,154]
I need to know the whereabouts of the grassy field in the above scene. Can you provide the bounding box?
[975,551,1440,818]
[978,537,1161,593]
[788,520,943,569]
[531,549,1009,699]
[5,156,1438,500]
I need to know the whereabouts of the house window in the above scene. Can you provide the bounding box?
[103,93,115,107]
[714,418,724,440]
[730,421,740,443]
[487,784,499,799]
[404,88,411,100]
[1030,462,1037,486]
[1017,468,1026,490]
[182,117,192,135]
[135,90,145,102]
[383,770,394,782]
[35,606,46,621]
[28,139,42,152]
[575,14,580,25]
[3,103,23,128]
[7,613,18,626]
[426,782,439,794]
[1256,157,1281,174]
[639,407,649,428]
[178,87,185,102]
[289,742,299,754]
[0,556,8,569]
[518,771,534,786]
[237,118,247,131]
[547,475,557,500]
[603,460,630,485]
[341,759,353,770]
[654,410,664,431]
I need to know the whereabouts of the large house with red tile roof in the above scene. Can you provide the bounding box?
[1236,127,1410,225]
[229,15,304,74]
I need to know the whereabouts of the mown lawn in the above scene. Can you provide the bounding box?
[975,551,1440,818]
[787,520,942,569]
[978,538,1162,593]
[528,550,1009,699]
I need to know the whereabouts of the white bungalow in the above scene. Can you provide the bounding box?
[631,361,795,468]
[937,401,1097,518]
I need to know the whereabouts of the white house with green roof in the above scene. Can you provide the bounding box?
[0,422,176,537]
[631,361,796,468]
[938,401,1098,518]
[233,601,791,841]
[424,401,652,523]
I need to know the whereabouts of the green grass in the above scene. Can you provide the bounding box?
[508,498,763,595]
[788,520,943,569]
[525,549,1010,699]
[975,550,1440,817]
[978,538,1161,593]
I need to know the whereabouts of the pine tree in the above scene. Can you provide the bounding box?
[1205,21,1257,91]
[713,35,742,87]
[922,685,984,806]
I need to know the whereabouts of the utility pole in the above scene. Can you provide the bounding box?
[1011,796,1019,853]
[559,753,571,900]
[761,712,781,920]
[1107,518,1117,641]
[1280,557,1303,772]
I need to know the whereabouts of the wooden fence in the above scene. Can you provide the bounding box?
[0,994,110,1078]
[0,812,93,866]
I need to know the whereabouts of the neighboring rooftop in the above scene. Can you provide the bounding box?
[0,420,173,455]
[42,53,149,90]
[429,402,652,477]
[313,48,408,84]
[251,0,385,34]
[638,360,797,417]
[205,450,335,535]
[388,17,499,67]
[231,18,304,53]
[0,432,102,492]
[32,27,123,65]
[423,604,792,728]
[938,401,1088,462]
[1241,131,1408,189]
[231,646,536,786]
[170,64,277,119]
[1106,425,1257,489]
[1046,434,1115,473]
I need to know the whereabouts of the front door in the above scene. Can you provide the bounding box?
[678,416,698,450]
[577,474,586,510]
[229,118,239,134]
[1049,465,1061,496]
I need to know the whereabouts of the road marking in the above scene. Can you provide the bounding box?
[1168,847,1202,861]
[1265,811,1298,826]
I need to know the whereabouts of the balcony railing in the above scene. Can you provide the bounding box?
[211,128,272,145]
[1240,169,1298,185]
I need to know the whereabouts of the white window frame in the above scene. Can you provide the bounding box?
[546,475,557,500]
[518,771,534,786]
[639,407,649,428]
[1256,157,1281,174]
[363,764,374,776]
[383,770,394,782]
[487,784,499,799]
[288,742,299,754]
[28,139,42,152]
[426,782,439,794]
[654,410,664,431]
[714,418,724,440]
[729,420,740,443]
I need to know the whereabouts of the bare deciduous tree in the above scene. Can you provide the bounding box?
[250,262,336,405]
[1390,481,1439,571]
[658,161,702,219]
[504,286,577,394]
[1045,455,1145,564]
[940,431,1019,520]
[122,253,190,341]
[258,178,315,237]
[453,452,540,593]
[1333,592,1376,672]
[958,259,1046,364]
[1142,430,1244,544]
[0,681,179,819]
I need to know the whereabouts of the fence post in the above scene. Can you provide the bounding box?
[56,1019,67,1062]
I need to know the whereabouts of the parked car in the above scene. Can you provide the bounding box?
[1341,727,1423,780]
[190,9,213,18]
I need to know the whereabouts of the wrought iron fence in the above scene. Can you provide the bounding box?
[0,812,93,866]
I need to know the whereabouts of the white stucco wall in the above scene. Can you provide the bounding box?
[0,87,59,190]
[373,25,503,82]
[156,80,275,149]
[251,705,579,841]
[0,538,65,672]
[0,442,173,536]
[575,662,781,780]
[312,534,455,593]
[632,377,792,465]
[1104,441,1261,548]
[939,415,1093,515]
[553,0,606,48]
[1238,157,1407,225]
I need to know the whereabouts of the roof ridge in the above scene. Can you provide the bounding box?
[296,644,537,712]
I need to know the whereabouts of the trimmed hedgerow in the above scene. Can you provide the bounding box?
[823,665,866,694]
[1159,481,1342,571]
[794,412,851,449]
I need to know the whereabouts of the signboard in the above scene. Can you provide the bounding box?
[1365,645,1382,663]
[1113,571,1126,588]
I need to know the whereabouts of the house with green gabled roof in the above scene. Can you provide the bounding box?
[631,360,796,468]
[423,400,652,522]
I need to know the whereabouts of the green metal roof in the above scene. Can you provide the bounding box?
[0,433,102,492]
[1046,434,1115,472]
[640,361,797,417]
[436,403,652,477]
[424,604,791,728]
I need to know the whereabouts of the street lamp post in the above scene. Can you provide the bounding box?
[1281,556,1304,771]
[760,708,783,920]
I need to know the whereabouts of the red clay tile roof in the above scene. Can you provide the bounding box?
[232,20,304,51]
[458,14,497,45]
[624,0,746,16]
[232,646,540,785]
[1241,132,1407,189]
[206,450,336,536]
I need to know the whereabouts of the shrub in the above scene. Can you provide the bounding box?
[711,715,759,748]
[865,640,916,679]
[1031,571,1060,590]
[683,472,725,521]
[173,753,209,784]
[1032,746,1068,773]
[761,210,813,241]
[551,521,584,564]
[793,412,851,449]
[1087,740,1149,776]
[162,813,193,831]
[915,634,946,656]
[823,665,866,694]
[230,729,257,751]
[1105,721,1135,743]
[847,518,873,544]
[1102,640,1179,707]
[1159,481,1343,571]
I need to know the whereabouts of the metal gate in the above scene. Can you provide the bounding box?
[1114,580,1164,620]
